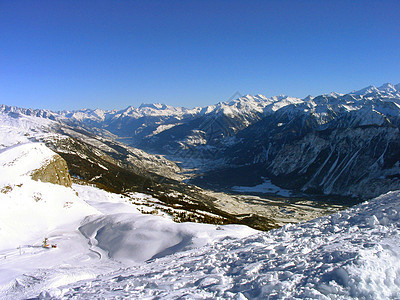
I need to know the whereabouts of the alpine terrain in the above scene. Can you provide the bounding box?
[12,82,399,200]
[0,83,400,299]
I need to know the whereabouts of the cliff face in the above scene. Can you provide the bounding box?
[31,155,72,187]
[265,125,400,199]
[219,104,400,199]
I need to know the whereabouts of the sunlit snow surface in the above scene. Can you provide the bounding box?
[2,173,399,300]
[232,179,292,197]
[43,192,400,300]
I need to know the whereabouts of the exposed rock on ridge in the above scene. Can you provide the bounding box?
[31,154,72,187]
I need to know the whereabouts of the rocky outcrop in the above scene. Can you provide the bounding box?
[31,155,72,187]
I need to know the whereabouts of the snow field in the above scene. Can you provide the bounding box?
[0,111,57,149]
[232,179,292,197]
[73,183,257,265]
[46,191,400,299]
[0,143,257,299]
[0,179,256,299]
[0,143,61,179]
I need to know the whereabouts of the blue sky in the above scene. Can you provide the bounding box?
[1,0,400,110]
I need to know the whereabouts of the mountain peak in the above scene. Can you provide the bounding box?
[351,83,400,96]
[139,103,168,110]
[303,95,315,101]
[378,83,397,93]
[352,85,379,95]
[271,95,289,102]
[324,92,344,98]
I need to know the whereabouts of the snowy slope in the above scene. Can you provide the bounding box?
[0,143,100,251]
[35,191,400,299]
[0,108,60,149]
[0,184,256,299]
[1,145,398,299]
[0,106,185,182]
[1,143,59,179]
[0,142,256,299]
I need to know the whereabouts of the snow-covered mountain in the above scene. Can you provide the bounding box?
[3,94,302,156]
[1,148,399,298]
[2,105,340,231]
[2,82,400,201]
[209,83,400,199]
[2,83,400,299]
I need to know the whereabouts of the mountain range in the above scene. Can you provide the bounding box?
[2,83,400,298]
[2,82,400,201]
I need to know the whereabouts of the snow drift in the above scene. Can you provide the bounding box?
[43,191,400,299]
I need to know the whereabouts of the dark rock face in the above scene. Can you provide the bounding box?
[217,103,400,199]
[31,155,72,187]
[266,125,400,199]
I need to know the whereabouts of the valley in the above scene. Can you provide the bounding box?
[33,82,400,202]
[1,83,400,298]
[1,101,350,231]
